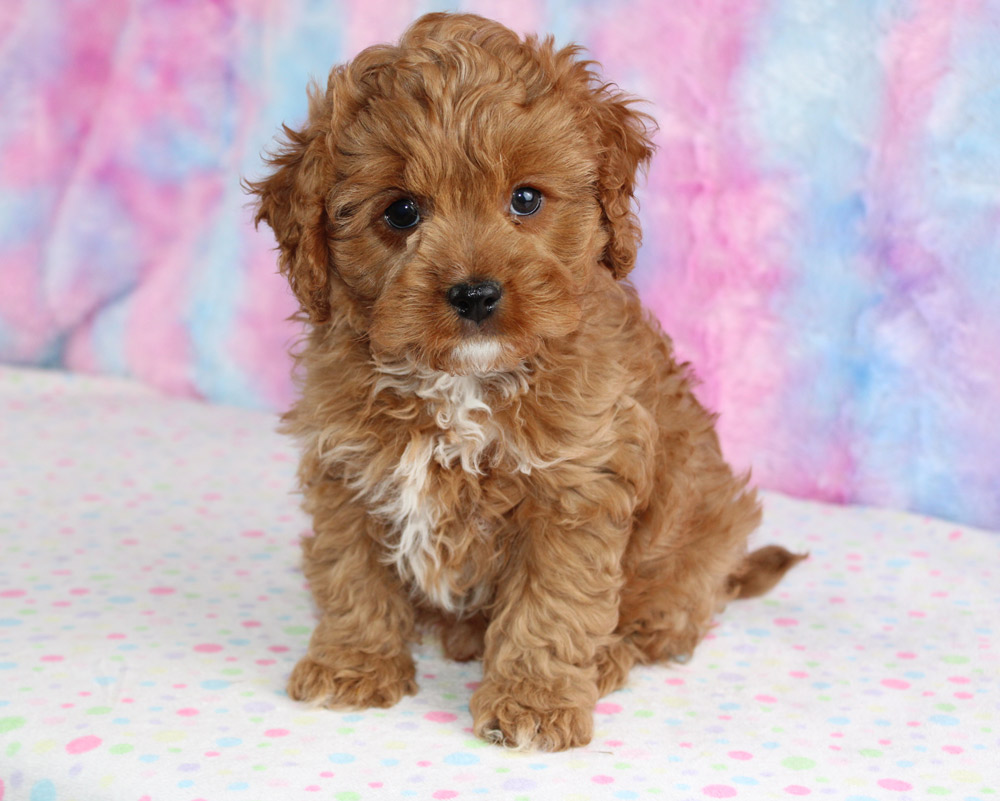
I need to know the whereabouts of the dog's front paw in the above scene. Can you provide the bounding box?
[287,653,417,709]
[470,680,594,751]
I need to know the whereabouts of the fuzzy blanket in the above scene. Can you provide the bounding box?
[1,1,998,530]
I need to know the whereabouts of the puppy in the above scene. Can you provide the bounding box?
[250,12,804,751]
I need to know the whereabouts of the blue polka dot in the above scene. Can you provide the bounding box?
[95,676,117,686]
[444,752,479,766]
[108,596,134,604]
[328,753,355,764]
[227,782,249,791]
[827,716,851,725]
[0,662,17,670]
[733,776,758,786]
[719,702,741,711]
[763,742,780,749]
[0,618,22,627]
[227,638,250,646]
[30,779,57,801]
[139,754,159,763]
[201,679,230,690]
[746,628,771,637]
[217,737,242,747]
[177,780,194,788]
[382,758,399,767]
[930,715,959,726]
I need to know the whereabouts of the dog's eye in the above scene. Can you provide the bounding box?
[510,187,542,217]
[384,198,421,230]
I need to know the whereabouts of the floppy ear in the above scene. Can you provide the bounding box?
[586,84,656,280]
[247,83,336,323]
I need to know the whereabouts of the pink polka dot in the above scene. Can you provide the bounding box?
[785,786,811,796]
[755,694,778,704]
[947,675,970,684]
[69,588,90,596]
[595,703,623,714]
[40,655,64,662]
[424,711,457,723]
[256,659,276,666]
[728,751,753,760]
[268,645,289,653]
[264,729,289,737]
[241,620,262,628]
[177,708,199,717]
[242,529,265,538]
[304,786,320,792]
[896,651,916,659]
[877,779,912,792]
[881,679,910,690]
[0,590,24,598]
[789,671,809,678]
[194,643,223,653]
[149,586,175,595]
[66,735,102,754]
[954,692,973,700]
[774,618,798,627]
[107,633,126,640]
[703,785,737,798]
[942,745,963,754]
[432,793,458,800]
[417,761,432,767]
[592,775,614,784]
[665,677,685,685]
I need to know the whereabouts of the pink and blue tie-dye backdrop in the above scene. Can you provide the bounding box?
[1,0,998,529]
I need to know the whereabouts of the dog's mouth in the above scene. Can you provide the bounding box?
[447,336,510,375]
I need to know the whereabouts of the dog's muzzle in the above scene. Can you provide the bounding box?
[447,281,502,325]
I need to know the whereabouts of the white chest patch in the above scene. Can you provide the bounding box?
[370,366,499,613]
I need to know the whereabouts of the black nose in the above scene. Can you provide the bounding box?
[447,281,502,324]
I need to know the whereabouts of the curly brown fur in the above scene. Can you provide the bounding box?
[249,12,803,751]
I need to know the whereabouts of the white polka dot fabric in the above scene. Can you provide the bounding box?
[1,367,997,801]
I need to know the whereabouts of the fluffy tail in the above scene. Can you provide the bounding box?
[726,545,808,600]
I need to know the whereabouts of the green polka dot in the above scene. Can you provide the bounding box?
[0,717,25,734]
[782,756,816,770]
[936,703,957,712]
[7,742,21,757]
[928,788,951,796]
[634,710,653,718]
[109,744,133,755]
[860,749,882,757]
[284,625,310,636]
[943,655,969,664]
[87,706,112,715]
[335,793,360,801]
